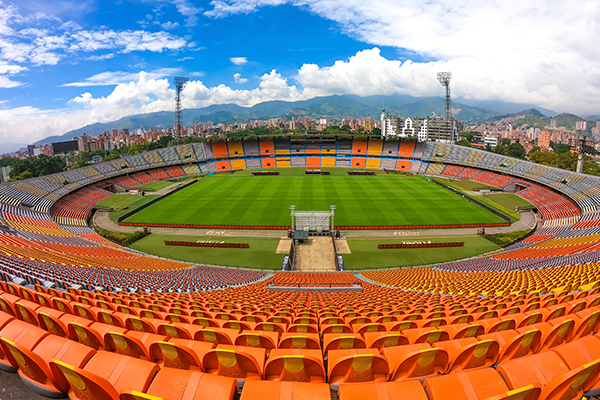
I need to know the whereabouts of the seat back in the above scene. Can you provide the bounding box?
[202,349,262,380]
[390,348,449,381]
[149,341,202,371]
[329,353,389,385]
[51,360,119,400]
[263,355,326,383]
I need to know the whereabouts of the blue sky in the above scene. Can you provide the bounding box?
[1,0,599,149]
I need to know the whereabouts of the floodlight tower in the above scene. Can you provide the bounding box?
[174,76,189,143]
[576,135,587,173]
[437,72,452,119]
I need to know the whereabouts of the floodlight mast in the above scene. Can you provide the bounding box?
[174,76,189,143]
[437,72,452,120]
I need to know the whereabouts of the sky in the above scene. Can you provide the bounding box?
[0,0,599,150]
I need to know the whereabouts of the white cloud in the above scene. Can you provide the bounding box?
[233,72,248,83]
[0,106,90,144]
[205,0,286,18]
[0,61,26,88]
[229,56,247,65]
[60,68,182,87]
[170,0,202,27]
[158,21,180,30]
[70,72,177,124]
[0,3,188,69]
[204,0,600,115]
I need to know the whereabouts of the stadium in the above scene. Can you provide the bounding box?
[1,137,600,400]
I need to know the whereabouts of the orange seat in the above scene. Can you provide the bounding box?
[148,340,209,371]
[119,368,237,400]
[234,331,278,351]
[104,331,154,360]
[441,323,485,339]
[0,292,20,316]
[328,349,389,387]
[497,350,600,400]
[478,318,516,333]
[0,334,95,396]
[278,333,321,350]
[68,322,127,350]
[338,380,429,400]
[424,366,540,400]
[552,335,600,379]
[434,338,499,373]
[322,333,366,355]
[478,328,541,363]
[352,322,387,335]
[240,380,331,400]
[157,322,204,340]
[254,322,286,335]
[286,324,319,334]
[570,309,600,339]
[0,311,15,331]
[263,349,325,383]
[403,327,450,344]
[37,311,71,337]
[51,352,159,400]
[202,345,265,382]
[0,319,48,372]
[517,320,575,352]
[194,327,237,345]
[320,323,353,336]
[14,300,42,326]
[364,331,409,351]
[383,344,449,381]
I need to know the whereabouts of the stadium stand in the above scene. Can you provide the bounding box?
[4,139,600,399]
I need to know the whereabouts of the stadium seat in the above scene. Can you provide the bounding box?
[497,351,600,400]
[240,380,331,400]
[278,333,321,350]
[433,338,499,373]
[0,319,48,372]
[424,367,541,400]
[202,345,265,383]
[50,351,159,400]
[263,349,326,382]
[364,332,409,351]
[0,334,95,396]
[119,369,237,400]
[383,344,449,381]
[328,349,389,387]
[338,380,429,400]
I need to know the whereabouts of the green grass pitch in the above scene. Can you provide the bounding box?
[123,169,506,227]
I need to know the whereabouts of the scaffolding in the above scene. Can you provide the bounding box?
[290,205,335,232]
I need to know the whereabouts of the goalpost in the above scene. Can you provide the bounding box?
[290,205,336,232]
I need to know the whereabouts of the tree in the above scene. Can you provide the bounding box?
[457,139,471,147]
[507,142,526,159]
[553,143,571,154]
[371,127,381,135]
[499,138,511,146]
[128,144,142,155]
[463,132,475,142]
[529,146,541,155]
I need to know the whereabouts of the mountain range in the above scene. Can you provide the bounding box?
[28,94,593,148]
